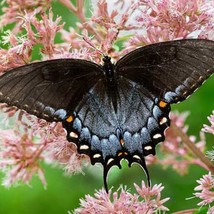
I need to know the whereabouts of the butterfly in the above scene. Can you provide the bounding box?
[0,39,214,192]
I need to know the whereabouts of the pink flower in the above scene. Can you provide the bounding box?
[0,0,52,28]
[195,172,214,191]
[89,0,138,56]
[151,111,207,175]
[22,113,89,175]
[0,108,88,187]
[125,0,214,48]
[0,9,64,73]
[74,181,169,213]
[0,126,47,187]
[194,173,214,206]
[208,206,214,214]
[134,181,170,212]
[44,136,89,175]
[202,111,214,135]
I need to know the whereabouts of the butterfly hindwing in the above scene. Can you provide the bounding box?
[116,39,214,103]
[62,75,171,189]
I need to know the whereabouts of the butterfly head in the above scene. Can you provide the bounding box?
[102,56,115,83]
[103,55,111,63]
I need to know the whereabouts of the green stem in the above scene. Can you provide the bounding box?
[171,122,214,174]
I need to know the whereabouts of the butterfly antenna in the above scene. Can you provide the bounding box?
[83,36,104,56]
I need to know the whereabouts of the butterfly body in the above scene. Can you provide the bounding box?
[0,39,214,191]
[102,56,115,82]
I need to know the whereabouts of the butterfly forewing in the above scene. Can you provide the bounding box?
[116,39,214,103]
[0,59,104,121]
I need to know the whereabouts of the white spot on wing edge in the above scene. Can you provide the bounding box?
[70,132,78,138]
[107,158,114,165]
[144,146,152,150]
[153,133,162,139]
[93,154,101,159]
[133,155,141,160]
[80,145,89,150]
[160,117,167,125]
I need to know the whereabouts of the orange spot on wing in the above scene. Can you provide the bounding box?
[118,151,128,157]
[120,139,125,146]
[118,152,123,157]
[159,100,167,108]
[66,116,73,123]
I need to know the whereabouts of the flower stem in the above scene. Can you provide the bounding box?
[172,208,197,214]
[171,122,214,174]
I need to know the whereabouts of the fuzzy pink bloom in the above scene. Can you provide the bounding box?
[0,0,51,28]
[202,111,214,135]
[125,0,214,49]
[134,181,170,212]
[44,135,89,175]
[87,0,138,57]
[208,206,214,214]
[0,126,47,187]
[0,108,88,187]
[0,29,32,72]
[0,9,64,72]
[74,181,169,213]
[147,111,207,175]
[194,172,214,206]
[23,113,89,174]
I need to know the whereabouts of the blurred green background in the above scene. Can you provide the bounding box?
[0,1,214,213]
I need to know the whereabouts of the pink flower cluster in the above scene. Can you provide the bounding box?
[0,109,88,188]
[194,172,214,212]
[202,111,214,135]
[74,181,169,213]
[0,0,52,27]
[0,125,47,187]
[145,112,207,175]
[126,0,214,47]
[0,9,63,72]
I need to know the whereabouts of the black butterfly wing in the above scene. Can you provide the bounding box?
[0,56,156,191]
[115,39,214,103]
[0,59,104,121]
[1,39,214,192]
[0,57,126,190]
[61,74,170,190]
[106,39,214,189]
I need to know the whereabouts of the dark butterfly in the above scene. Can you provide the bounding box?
[0,39,214,192]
